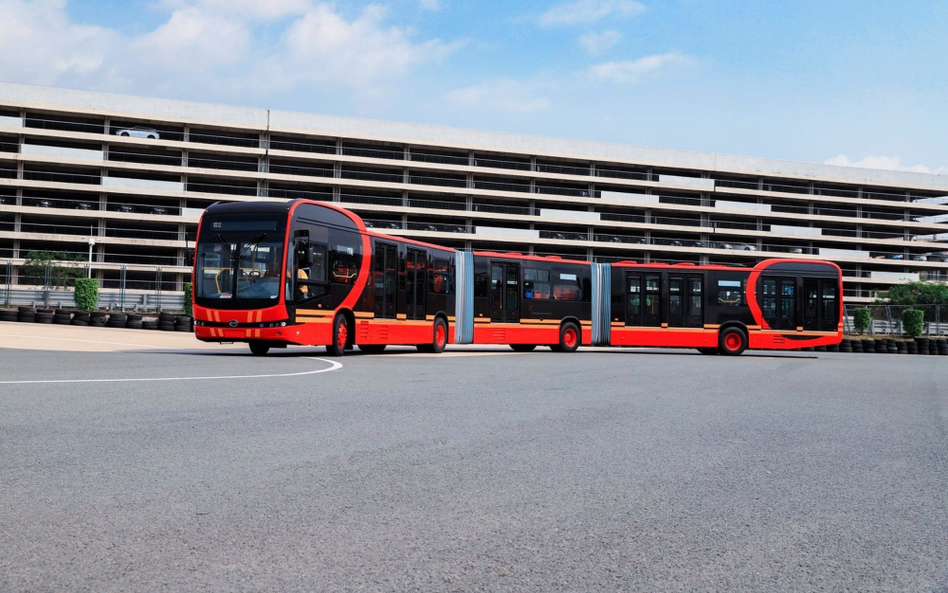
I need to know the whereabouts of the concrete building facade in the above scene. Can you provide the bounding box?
[1,82,947,304]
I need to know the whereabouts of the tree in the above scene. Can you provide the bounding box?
[880,281,948,321]
[20,250,84,289]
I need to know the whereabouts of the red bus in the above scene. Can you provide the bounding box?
[602,259,844,355]
[192,199,843,356]
[192,199,457,356]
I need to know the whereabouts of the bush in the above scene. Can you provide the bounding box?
[73,278,99,312]
[853,308,871,334]
[903,309,924,338]
[183,282,193,317]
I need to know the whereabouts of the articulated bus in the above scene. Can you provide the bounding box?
[192,199,843,356]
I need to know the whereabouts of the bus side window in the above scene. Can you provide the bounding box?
[430,258,453,294]
[523,267,550,299]
[716,279,744,307]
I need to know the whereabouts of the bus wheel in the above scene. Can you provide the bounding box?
[697,348,720,355]
[510,344,537,352]
[431,318,448,353]
[249,341,270,356]
[326,315,348,357]
[555,322,581,353]
[719,327,747,356]
[358,344,386,354]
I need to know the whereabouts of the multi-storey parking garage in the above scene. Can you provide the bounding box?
[0,82,946,304]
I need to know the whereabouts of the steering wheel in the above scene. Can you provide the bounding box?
[247,269,262,279]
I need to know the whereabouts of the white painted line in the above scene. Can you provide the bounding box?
[0,357,342,385]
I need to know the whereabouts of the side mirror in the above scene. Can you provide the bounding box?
[298,242,314,267]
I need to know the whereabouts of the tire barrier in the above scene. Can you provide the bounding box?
[158,311,176,331]
[105,313,127,328]
[53,309,73,326]
[174,316,193,332]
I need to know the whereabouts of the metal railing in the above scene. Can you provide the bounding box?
[843,304,947,336]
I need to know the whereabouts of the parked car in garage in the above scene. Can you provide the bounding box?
[114,126,160,140]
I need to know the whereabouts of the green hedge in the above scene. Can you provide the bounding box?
[903,309,924,338]
[73,278,99,312]
[183,282,193,317]
[853,308,871,334]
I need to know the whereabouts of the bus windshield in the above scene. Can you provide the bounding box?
[195,216,287,308]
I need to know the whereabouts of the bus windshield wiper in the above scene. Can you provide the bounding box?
[237,233,267,260]
[215,234,233,260]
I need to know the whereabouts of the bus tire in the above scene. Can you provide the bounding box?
[431,317,448,354]
[249,341,270,356]
[326,314,348,357]
[555,321,581,353]
[697,348,720,355]
[510,344,537,352]
[719,327,747,356]
[358,344,386,354]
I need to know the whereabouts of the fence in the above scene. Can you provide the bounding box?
[843,304,947,336]
[1,262,185,312]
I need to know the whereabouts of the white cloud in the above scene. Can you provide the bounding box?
[280,4,462,90]
[578,30,621,55]
[539,0,644,26]
[157,0,311,20]
[588,52,693,83]
[824,155,948,175]
[133,6,251,71]
[0,0,463,98]
[0,0,119,86]
[418,0,440,10]
[444,79,553,114]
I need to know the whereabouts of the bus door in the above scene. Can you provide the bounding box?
[624,272,642,325]
[405,249,426,320]
[490,262,520,323]
[668,274,704,327]
[643,273,662,327]
[624,272,662,326]
[685,275,704,327]
[761,276,797,329]
[803,278,819,330]
[373,242,398,319]
[668,275,685,327]
[803,277,838,331]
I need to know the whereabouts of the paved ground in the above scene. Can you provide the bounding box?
[1,327,947,591]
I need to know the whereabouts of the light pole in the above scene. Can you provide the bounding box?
[87,229,96,279]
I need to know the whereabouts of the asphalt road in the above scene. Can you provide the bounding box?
[1,346,946,592]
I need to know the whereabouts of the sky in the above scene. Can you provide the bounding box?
[0,0,946,174]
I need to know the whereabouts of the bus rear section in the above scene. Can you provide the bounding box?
[604,259,843,355]
[465,253,592,352]
[192,199,457,356]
